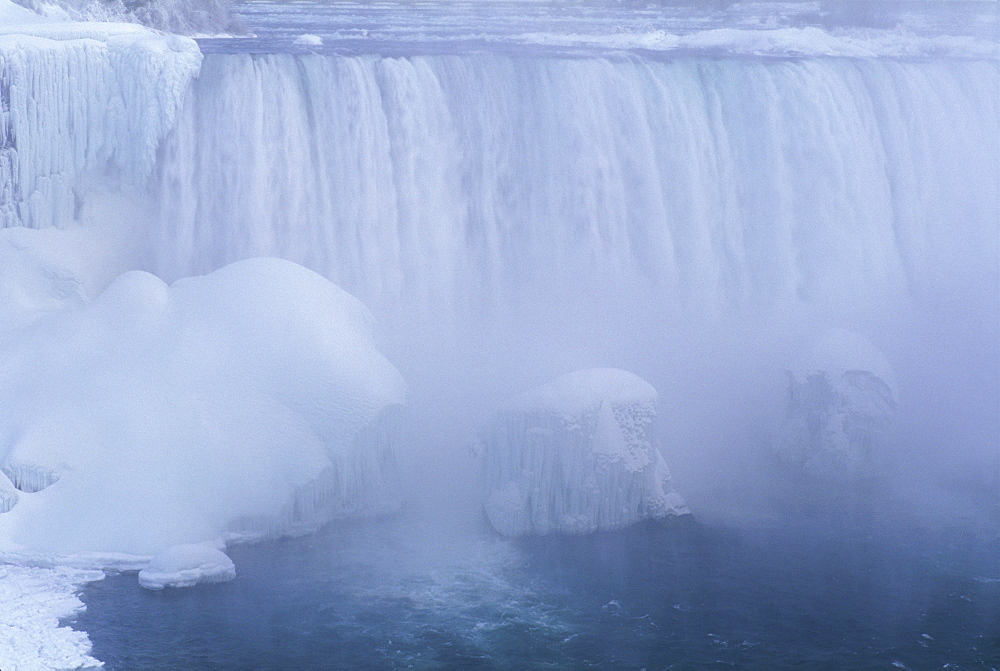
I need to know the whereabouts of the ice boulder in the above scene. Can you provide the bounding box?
[138,544,236,590]
[774,328,897,480]
[0,258,406,559]
[476,369,688,537]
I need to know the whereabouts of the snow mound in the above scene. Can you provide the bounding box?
[0,563,104,671]
[138,544,236,590]
[775,329,897,480]
[0,257,406,558]
[478,369,688,537]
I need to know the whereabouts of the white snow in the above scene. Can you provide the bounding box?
[478,369,688,537]
[775,329,897,480]
[0,563,104,671]
[138,543,236,590]
[0,257,406,558]
[505,368,658,418]
[293,33,323,46]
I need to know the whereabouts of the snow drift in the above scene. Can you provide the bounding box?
[0,257,406,559]
[476,369,688,537]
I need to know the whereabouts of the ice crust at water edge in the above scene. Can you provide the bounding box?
[479,369,688,537]
[138,544,236,590]
[0,258,406,558]
[0,563,104,671]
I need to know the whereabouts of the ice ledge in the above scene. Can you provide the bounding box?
[138,544,236,591]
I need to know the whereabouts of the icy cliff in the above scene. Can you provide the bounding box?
[477,369,688,537]
[0,257,406,559]
[0,0,202,229]
[774,329,897,481]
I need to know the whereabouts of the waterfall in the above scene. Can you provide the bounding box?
[148,53,999,335]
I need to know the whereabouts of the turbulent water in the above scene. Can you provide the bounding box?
[4,0,997,667]
[77,508,1000,669]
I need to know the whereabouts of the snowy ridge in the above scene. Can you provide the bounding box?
[505,368,658,418]
[479,369,688,537]
[0,4,201,229]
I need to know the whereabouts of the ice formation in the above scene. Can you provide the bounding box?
[0,257,406,558]
[774,329,897,480]
[0,563,104,670]
[138,543,236,590]
[476,369,688,537]
[0,0,202,229]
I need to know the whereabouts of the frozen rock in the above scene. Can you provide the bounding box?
[0,257,406,557]
[775,328,897,480]
[138,544,236,590]
[477,368,688,537]
[0,1,202,229]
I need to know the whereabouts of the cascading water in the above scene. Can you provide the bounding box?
[150,53,999,330]
[144,51,999,488]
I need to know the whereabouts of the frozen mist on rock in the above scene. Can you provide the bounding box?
[477,369,688,537]
[0,0,998,668]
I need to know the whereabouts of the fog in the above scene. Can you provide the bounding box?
[129,45,998,536]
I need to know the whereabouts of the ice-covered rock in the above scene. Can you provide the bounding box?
[476,369,688,537]
[0,257,406,558]
[0,1,202,229]
[138,544,236,590]
[774,328,897,480]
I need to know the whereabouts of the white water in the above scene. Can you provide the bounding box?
[150,54,998,316]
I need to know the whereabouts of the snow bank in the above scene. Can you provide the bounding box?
[775,329,897,480]
[138,544,236,590]
[0,563,104,671]
[477,369,688,537]
[0,257,406,558]
[0,0,202,229]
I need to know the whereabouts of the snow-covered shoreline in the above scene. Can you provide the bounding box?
[0,564,104,670]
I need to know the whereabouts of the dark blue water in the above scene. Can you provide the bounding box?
[76,499,1000,670]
